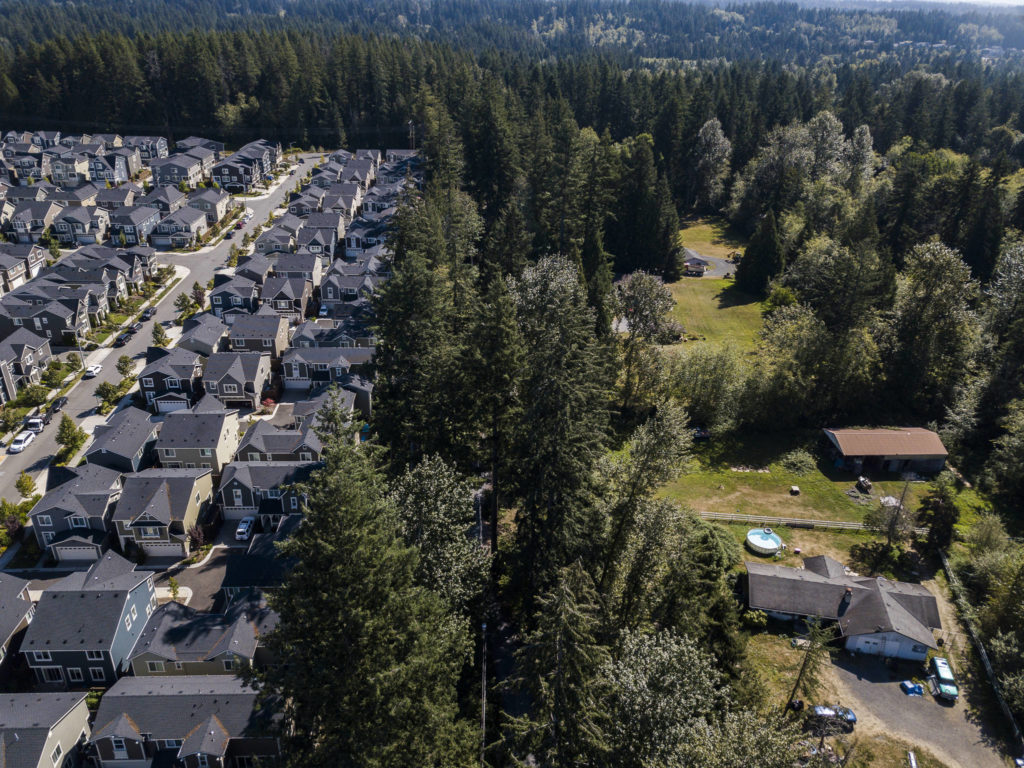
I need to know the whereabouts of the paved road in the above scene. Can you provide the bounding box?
[0,154,318,502]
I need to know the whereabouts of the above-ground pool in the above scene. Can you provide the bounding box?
[746,527,782,555]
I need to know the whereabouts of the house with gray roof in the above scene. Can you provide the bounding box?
[227,314,288,358]
[47,184,100,208]
[137,185,186,216]
[148,155,203,189]
[202,352,272,409]
[29,464,123,563]
[254,225,294,255]
[151,206,208,249]
[23,553,156,687]
[90,675,278,768]
[155,407,240,477]
[0,327,51,402]
[273,251,322,287]
[128,600,271,677]
[95,184,139,211]
[187,187,231,224]
[85,406,161,473]
[0,575,34,677]
[10,200,62,244]
[0,692,91,768]
[234,254,272,286]
[745,555,942,661]
[123,136,168,162]
[210,275,259,318]
[113,468,214,559]
[175,136,225,156]
[259,276,311,322]
[217,461,316,526]
[138,347,204,413]
[53,205,109,246]
[236,419,323,463]
[177,312,228,357]
[281,346,355,390]
[108,206,160,246]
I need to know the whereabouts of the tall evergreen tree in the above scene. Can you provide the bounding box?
[735,209,784,296]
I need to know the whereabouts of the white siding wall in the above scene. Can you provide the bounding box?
[845,632,930,661]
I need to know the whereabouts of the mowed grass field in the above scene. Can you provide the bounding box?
[678,216,747,259]
[667,280,763,350]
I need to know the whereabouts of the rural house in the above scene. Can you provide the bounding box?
[824,428,948,475]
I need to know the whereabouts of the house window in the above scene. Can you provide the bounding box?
[164,448,176,458]
[201,463,211,469]
[36,515,52,527]
[300,452,312,461]
[231,296,241,306]
[167,378,179,389]
[86,650,104,661]
[69,516,86,528]
[111,738,126,753]
[200,448,212,457]
[223,658,235,672]
[233,489,243,505]
[174,662,183,671]
[140,527,160,539]
[186,463,196,469]
[248,452,261,461]
[67,667,84,683]
[262,338,273,347]
[147,660,164,673]
[197,755,209,768]
[131,605,138,620]
[89,667,105,682]
[213,296,221,305]
[163,739,182,749]
[50,744,62,765]
[290,495,299,510]
[124,616,132,631]
[222,384,238,394]
[267,489,282,499]
[325,288,334,299]
[32,651,52,662]
[42,532,54,544]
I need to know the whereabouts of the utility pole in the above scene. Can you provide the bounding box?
[481,621,487,767]
[407,120,416,150]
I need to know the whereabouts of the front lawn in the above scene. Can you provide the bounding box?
[678,216,748,260]
[667,279,763,351]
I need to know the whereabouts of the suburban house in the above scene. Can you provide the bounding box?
[273,251,322,287]
[234,255,272,285]
[258,276,311,322]
[177,312,228,357]
[138,185,186,216]
[154,408,240,476]
[289,319,357,349]
[210,275,260,318]
[49,152,91,186]
[254,225,294,255]
[22,553,156,687]
[175,136,225,156]
[89,154,130,185]
[823,427,948,475]
[0,574,34,675]
[221,515,301,602]
[95,185,138,211]
[0,298,90,346]
[217,461,316,527]
[90,676,279,768]
[210,158,257,193]
[683,250,710,276]
[11,200,62,244]
[0,327,51,401]
[138,347,204,413]
[237,419,323,463]
[0,242,46,280]
[183,146,216,177]
[202,352,272,409]
[0,693,91,768]
[128,601,269,677]
[112,468,214,559]
[148,155,203,189]
[124,136,169,162]
[300,211,345,256]
[93,134,124,149]
[0,252,27,293]
[151,207,208,249]
[109,206,160,246]
[745,555,942,661]
[85,406,161,473]
[113,146,143,178]
[292,385,355,430]
[53,205,110,245]
[227,314,289,358]
[48,185,100,208]
[29,464,123,563]
[187,187,231,224]
[281,347,355,390]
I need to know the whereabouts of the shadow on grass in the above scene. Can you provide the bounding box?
[714,282,760,309]
[696,429,821,471]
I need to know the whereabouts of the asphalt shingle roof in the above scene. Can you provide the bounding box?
[114,468,211,526]
[129,601,259,664]
[86,406,159,462]
[157,411,232,449]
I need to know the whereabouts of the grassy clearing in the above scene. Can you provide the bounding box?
[667,279,763,350]
[720,522,882,567]
[847,735,950,768]
[678,216,747,259]
[662,432,933,524]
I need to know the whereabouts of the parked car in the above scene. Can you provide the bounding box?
[235,221,244,230]
[932,657,959,701]
[113,333,131,347]
[318,304,329,318]
[141,307,156,320]
[129,322,144,334]
[48,396,68,414]
[235,516,257,541]
[84,364,103,378]
[806,705,856,734]
[225,231,234,240]
[24,417,45,433]
[8,431,34,453]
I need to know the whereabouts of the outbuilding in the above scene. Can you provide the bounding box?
[823,427,947,475]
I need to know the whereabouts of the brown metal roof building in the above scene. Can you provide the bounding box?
[823,427,947,474]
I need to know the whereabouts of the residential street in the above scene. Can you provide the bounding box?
[0,154,318,503]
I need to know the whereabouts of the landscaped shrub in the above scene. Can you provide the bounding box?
[779,448,817,475]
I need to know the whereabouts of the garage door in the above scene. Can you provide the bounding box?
[56,547,99,562]
[143,542,186,557]
[157,400,189,413]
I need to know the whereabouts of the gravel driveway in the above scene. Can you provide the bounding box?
[830,653,1008,768]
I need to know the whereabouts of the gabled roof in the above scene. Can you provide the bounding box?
[157,411,233,450]
[0,575,31,645]
[746,556,941,650]
[139,185,186,208]
[261,276,309,300]
[114,468,211,526]
[823,428,948,459]
[0,692,87,768]
[303,211,343,229]
[161,207,207,227]
[110,205,159,225]
[87,406,159,461]
[203,352,269,384]
[228,314,287,339]
[29,463,123,522]
[219,461,318,493]
[93,676,263,745]
[235,255,272,282]
[237,419,322,458]
[188,188,230,205]
[0,328,48,361]
[179,313,228,349]
[23,553,148,652]
[282,346,352,368]
[273,252,319,274]
[211,274,258,297]
[140,347,201,381]
[129,600,259,664]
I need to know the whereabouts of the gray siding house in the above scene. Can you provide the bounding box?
[0,693,91,768]
[29,464,123,563]
[202,353,272,409]
[85,406,161,473]
[112,468,214,559]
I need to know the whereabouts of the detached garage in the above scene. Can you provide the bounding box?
[824,427,948,475]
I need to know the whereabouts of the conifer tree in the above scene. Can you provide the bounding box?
[735,209,784,297]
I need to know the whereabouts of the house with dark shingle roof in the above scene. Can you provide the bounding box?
[113,468,214,559]
[85,406,161,474]
[254,225,294,255]
[227,314,288,358]
[108,206,160,246]
[218,462,316,527]
[0,327,51,402]
[29,464,123,563]
[236,419,323,463]
[151,207,208,249]
[149,155,203,189]
[745,555,942,661]
[281,347,354,390]
[124,136,169,162]
[90,675,278,768]
[128,600,273,677]
[95,184,139,211]
[155,407,240,477]
[137,185,186,216]
[258,276,311,322]
[0,575,34,677]
[0,693,91,768]
[138,347,204,414]
[210,275,259,318]
[233,255,272,286]
[52,205,109,246]
[187,187,231,225]
[202,353,272,409]
[178,313,228,358]
[22,553,156,687]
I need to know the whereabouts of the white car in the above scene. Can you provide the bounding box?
[8,431,34,453]
[84,364,103,378]
[235,516,257,541]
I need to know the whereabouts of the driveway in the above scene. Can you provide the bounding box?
[154,548,232,612]
[830,653,1008,768]
[683,248,736,279]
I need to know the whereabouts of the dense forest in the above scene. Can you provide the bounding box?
[9,0,1024,762]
